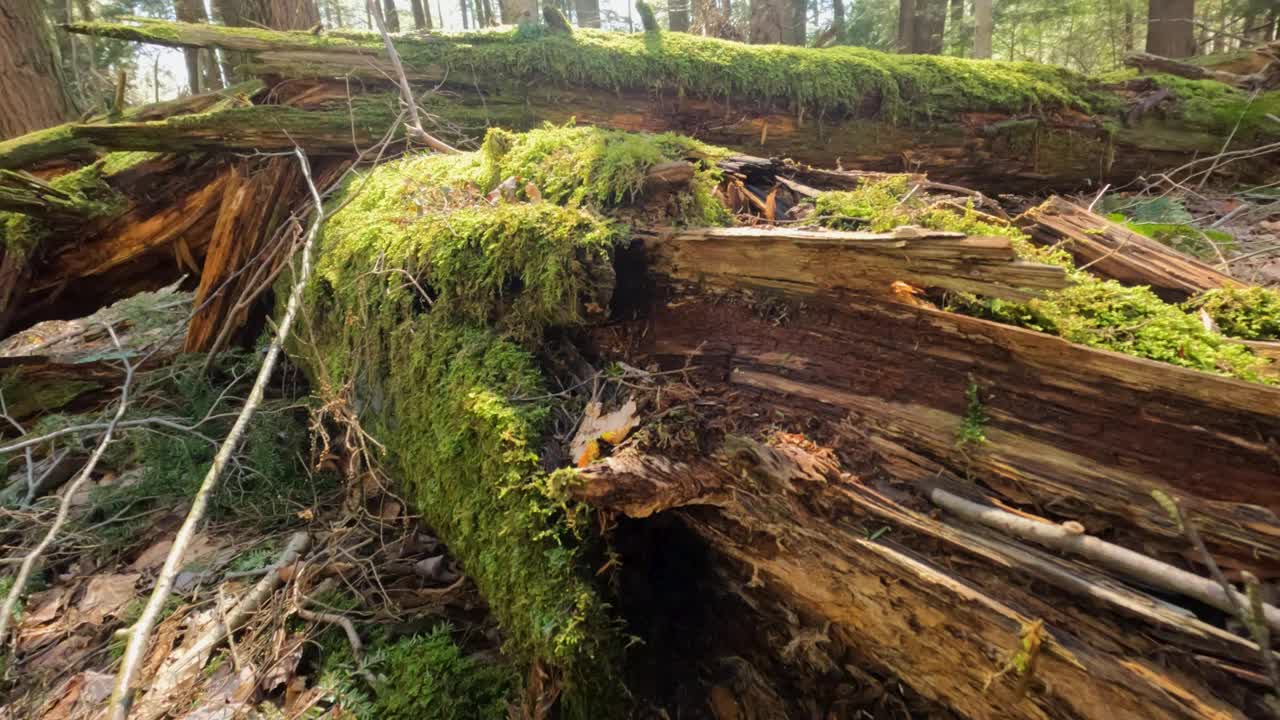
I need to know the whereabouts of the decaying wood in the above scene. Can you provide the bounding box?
[1016,196,1238,299]
[1125,50,1280,91]
[641,225,1068,301]
[575,434,1273,719]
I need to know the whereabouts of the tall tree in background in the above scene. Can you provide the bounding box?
[670,0,690,31]
[0,0,75,139]
[750,0,803,43]
[832,0,844,31]
[410,0,431,28]
[175,0,224,94]
[382,0,401,30]
[898,0,947,53]
[574,0,600,27]
[1146,0,1196,57]
[498,0,534,24]
[973,0,992,57]
[214,0,321,78]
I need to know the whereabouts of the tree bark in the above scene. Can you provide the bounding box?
[382,0,400,31]
[410,0,429,28]
[972,0,991,57]
[898,0,946,53]
[831,0,844,30]
[573,0,599,27]
[0,0,75,140]
[1146,0,1196,58]
[750,0,802,44]
[498,0,534,24]
[669,0,689,32]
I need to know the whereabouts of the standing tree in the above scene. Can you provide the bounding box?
[575,0,600,27]
[973,0,992,57]
[175,0,224,94]
[671,0,690,31]
[0,0,76,139]
[499,0,534,24]
[382,0,401,30]
[1146,0,1196,57]
[898,0,947,53]
[410,0,431,28]
[749,0,804,43]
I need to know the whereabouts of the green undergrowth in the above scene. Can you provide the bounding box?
[812,180,1274,383]
[82,356,333,555]
[286,126,713,715]
[310,623,514,720]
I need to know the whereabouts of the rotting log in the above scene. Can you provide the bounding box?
[1017,196,1237,300]
[61,18,1280,192]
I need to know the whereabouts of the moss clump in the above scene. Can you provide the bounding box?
[292,130,656,714]
[1187,286,1280,341]
[370,628,516,720]
[1107,217,1236,261]
[812,178,1273,383]
[1148,74,1280,143]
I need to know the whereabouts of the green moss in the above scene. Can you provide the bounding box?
[813,178,1272,383]
[75,19,1100,127]
[0,124,93,172]
[290,131,653,714]
[1,152,140,254]
[1148,74,1280,143]
[1187,286,1280,341]
[370,627,516,720]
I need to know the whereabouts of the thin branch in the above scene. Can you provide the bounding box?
[108,147,328,720]
[365,0,459,154]
[0,324,135,649]
[928,487,1280,633]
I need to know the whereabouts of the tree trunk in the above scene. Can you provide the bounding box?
[1146,0,1196,58]
[750,0,802,44]
[174,0,223,94]
[949,0,963,39]
[382,0,401,31]
[573,0,599,27]
[670,0,689,32]
[831,0,844,30]
[1122,2,1135,51]
[498,0,534,24]
[899,0,946,53]
[460,0,469,28]
[409,0,429,28]
[0,0,75,140]
[973,0,991,57]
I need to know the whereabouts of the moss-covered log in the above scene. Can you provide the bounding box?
[63,18,1280,191]
[269,125,1280,719]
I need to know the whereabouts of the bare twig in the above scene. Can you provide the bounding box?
[0,324,135,650]
[365,0,458,155]
[928,487,1280,633]
[108,147,328,720]
[129,532,312,720]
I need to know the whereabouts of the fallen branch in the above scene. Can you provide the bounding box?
[130,532,312,720]
[0,324,134,650]
[927,487,1280,633]
[365,0,458,155]
[107,146,328,720]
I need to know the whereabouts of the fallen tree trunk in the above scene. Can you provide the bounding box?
[265,125,1279,719]
[58,18,1280,192]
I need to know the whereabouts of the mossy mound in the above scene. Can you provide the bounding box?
[812,179,1274,383]
[291,125,730,715]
